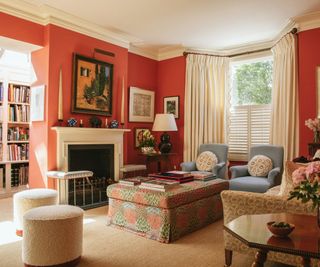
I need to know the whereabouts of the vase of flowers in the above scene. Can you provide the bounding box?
[139,130,156,154]
[289,161,320,227]
[305,118,320,143]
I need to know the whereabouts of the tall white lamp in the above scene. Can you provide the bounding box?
[152,113,178,153]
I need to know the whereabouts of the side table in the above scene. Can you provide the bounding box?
[138,152,177,172]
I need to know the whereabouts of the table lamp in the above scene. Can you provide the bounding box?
[152,113,178,153]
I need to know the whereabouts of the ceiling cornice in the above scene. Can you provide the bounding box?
[294,10,320,32]
[0,1,319,61]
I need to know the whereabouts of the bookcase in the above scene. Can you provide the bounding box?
[0,81,30,198]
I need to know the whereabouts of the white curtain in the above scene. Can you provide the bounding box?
[184,54,229,162]
[271,33,299,161]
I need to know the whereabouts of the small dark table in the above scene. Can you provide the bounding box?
[224,213,320,267]
[138,152,177,172]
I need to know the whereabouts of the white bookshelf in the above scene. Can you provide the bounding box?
[0,80,30,198]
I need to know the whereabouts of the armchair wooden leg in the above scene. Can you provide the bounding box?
[225,249,233,267]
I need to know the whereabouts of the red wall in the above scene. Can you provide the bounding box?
[45,24,129,171]
[127,53,158,165]
[157,56,186,169]
[298,28,320,156]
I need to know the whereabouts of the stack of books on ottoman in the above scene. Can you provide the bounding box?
[139,179,179,192]
[148,171,194,183]
[192,172,215,181]
[119,177,152,186]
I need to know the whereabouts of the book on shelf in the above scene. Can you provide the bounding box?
[8,83,30,103]
[119,177,152,186]
[11,164,28,187]
[8,104,30,122]
[7,143,29,161]
[140,179,179,189]
[0,167,3,189]
[8,126,29,141]
[0,82,3,102]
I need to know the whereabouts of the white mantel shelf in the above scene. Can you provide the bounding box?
[52,127,131,133]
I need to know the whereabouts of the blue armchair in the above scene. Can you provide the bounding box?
[229,145,284,193]
[180,144,228,178]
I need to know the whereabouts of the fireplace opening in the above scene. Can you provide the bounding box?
[68,144,114,209]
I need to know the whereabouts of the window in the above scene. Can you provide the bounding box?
[227,55,273,160]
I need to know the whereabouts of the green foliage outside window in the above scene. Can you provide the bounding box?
[233,60,273,105]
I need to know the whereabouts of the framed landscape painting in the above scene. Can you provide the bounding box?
[72,54,113,116]
[129,87,155,122]
[164,96,179,119]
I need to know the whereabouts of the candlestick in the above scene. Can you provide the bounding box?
[120,76,125,124]
[105,118,108,128]
[58,67,63,121]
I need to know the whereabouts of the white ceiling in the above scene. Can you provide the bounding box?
[3,0,320,57]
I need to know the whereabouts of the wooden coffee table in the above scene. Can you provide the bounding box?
[224,213,320,267]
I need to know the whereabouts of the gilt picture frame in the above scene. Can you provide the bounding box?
[129,87,155,122]
[317,66,320,118]
[164,96,179,119]
[72,53,113,116]
[135,128,150,148]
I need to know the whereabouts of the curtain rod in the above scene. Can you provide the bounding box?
[183,28,298,58]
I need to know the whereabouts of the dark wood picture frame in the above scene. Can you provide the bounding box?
[72,53,113,116]
[164,96,179,119]
[135,128,150,148]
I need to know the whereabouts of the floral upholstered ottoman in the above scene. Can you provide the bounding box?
[106,179,229,243]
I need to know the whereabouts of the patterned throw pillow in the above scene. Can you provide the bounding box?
[248,155,273,177]
[196,151,218,172]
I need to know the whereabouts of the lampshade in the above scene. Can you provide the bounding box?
[152,114,177,132]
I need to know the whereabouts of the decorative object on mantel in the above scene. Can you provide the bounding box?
[288,161,320,227]
[67,118,77,127]
[109,120,119,129]
[72,53,113,116]
[138,129,156,153]
[305,118,320,143]
[105,118,109,128]
[89,116,102,128]
[152,114,178,153]
[120,76,125,128]
[79,119,84,127]
[58,67,63,125]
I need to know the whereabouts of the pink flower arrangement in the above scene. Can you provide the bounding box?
[305,118,320,132]
[290,161,320,209]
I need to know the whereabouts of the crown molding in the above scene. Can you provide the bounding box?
[0,0,132,49]
[0,0,319,61]
[294,10,320,32]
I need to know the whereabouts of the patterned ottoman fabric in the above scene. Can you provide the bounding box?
[107,179,228,243]
[107,179,228,209]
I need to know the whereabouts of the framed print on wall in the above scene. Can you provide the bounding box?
[30,85,45,121]
[72,53,113,116]
[129,87,155,122]
[135,128,149,148]
[164,96,179,119]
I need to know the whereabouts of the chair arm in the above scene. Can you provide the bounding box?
[180,161,196,172]
[267,167,281,186]
[230,165,249,179]
[213,162,225,176]
[221,190,315,224]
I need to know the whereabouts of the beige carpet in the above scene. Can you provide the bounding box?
[0,197,289,267]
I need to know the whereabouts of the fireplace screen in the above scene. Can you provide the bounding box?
[68,144,114,209]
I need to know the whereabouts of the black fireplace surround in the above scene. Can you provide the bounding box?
[68,144,114,209]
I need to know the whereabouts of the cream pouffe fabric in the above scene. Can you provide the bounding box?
[23,205,84,267]
[196,151,218,172]
[248,155,273,177]
[13,188,58,236]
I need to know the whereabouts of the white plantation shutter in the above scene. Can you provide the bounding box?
[228,104,271,160]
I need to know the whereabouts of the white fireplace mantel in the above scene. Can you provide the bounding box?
[52,127,130,181]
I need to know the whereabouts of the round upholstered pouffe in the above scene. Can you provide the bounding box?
[248,155,273,177]
[196,151,218,172]
[23,205,84,267]
[14,189,58,236]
